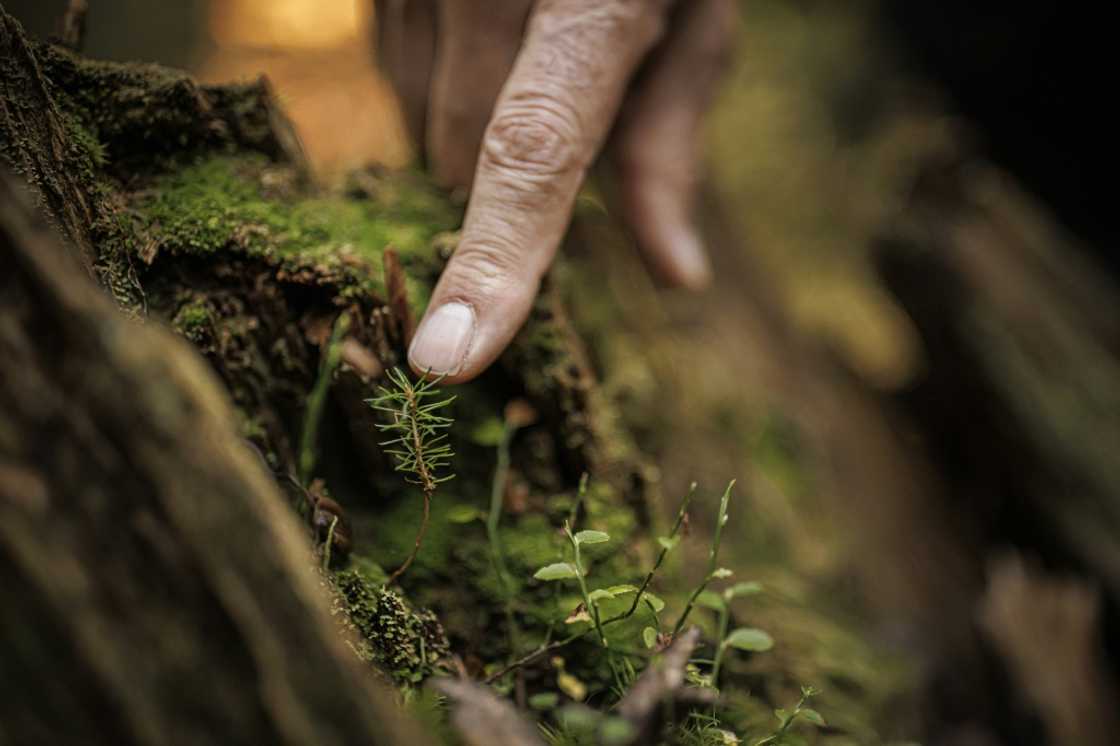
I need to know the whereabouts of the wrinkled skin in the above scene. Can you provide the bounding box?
[376,0,738,382]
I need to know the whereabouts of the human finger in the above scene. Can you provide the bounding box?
[612,0,738,289]
[426,0,533,190]
[408,0,670,381]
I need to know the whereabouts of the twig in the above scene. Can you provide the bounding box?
[617,626,714,740]
[484,631,583,684]
[431,678,546,746]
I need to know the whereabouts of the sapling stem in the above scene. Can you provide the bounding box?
[369,368,455,587]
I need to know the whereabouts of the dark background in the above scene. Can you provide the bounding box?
[9,0,1110,269]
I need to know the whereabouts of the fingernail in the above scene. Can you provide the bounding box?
[408,302,475,376]
[671,227,712,290]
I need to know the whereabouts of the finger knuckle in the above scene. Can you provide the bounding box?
[482,102,584,178]
[446,238,526,299]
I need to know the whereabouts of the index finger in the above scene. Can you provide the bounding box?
[408,0,669,382]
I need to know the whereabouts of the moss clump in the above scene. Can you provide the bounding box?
[38,44,292,174]
[171,297,214,342]
[331,564,452,686]
[132,155,460,305]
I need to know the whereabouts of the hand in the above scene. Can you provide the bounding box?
[377,0,737,382]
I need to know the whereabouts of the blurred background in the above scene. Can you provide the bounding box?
[6,2,1116,745]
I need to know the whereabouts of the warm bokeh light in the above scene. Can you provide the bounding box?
[200,0,411,176]
[210,0,363,49]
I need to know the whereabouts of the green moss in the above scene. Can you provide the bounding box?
[171,297,213,340]
[64,114,108,170]
[331,561,452,686]
[132,155,460,306]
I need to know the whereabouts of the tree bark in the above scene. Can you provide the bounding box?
[0,169,430,746]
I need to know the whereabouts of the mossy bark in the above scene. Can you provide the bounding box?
[0,166,433,745]
[0,6,656,742]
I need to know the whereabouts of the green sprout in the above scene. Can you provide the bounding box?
[696,581,770,686]
[487,480,711,683]
[368,367,455,585]
[531,508,613,647]
[755,686,826,745]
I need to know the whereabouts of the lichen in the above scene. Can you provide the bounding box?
[330,561,452,686]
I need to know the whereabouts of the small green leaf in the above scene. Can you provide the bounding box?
[724,627,774,652]
[724,581,763,600]
[529,692,559,710]
[558,705,599,732]
[599,716,636,746]
[588,589,615,605]
[657,535,680,551]
[469,417,505,446]
[534,562,579,581]
[642,626,658,649]
[695,590,725,611]
[643,593,666,613]
[711,567,734,579]
[446,504,483,523]
[798,708,826,727]
[574,530,610,545]
[606,584,638,595]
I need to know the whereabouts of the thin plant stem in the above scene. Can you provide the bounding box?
[321,515,339,571]
[567,522,607,646]
[488,422,521,653]
[569,472,588,527]
[299,314,351,486]
[754,687,819,745]
[488,480,736,682]
[484,627,653,684]
[620,482,696,620]
[710,601,731,685]
[387,484,430,586]
[672,480,735,637]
